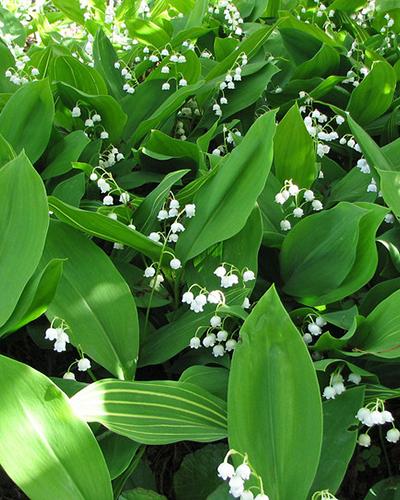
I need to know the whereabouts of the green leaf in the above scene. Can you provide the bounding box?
[0,79,54,162]
[348,116,400,217]
[281,202,387,305]
[352,289,400,358]
[50,55,108,95]
[99,433,140,480]
[364,476,400,500]
[311,387,365,494]
[0,153,49,327]
[174,444,227,500]
[0,355,112,500]
[273,103,317,187]
[71,379,228,444]
[48,196,163,262]
[180,366,229,400]
[0,258,63,337]
[134,169,190,234]
[93,29,125,100]
[347,61,397,125]
[176,111,276,262]
[43,221,139,379]
[228,285,322,500]
[42,130,90,179]
[120,488,166,500]
[0,132,15,168]
[129,81,204,146]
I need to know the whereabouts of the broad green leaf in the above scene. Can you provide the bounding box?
[174,444,227,500]
[42,130,90,179]
[43,221,139,379]
[52,172,86,206]
[347,61,397,125]
[310,387,365,494]
[228,285,322,500]
[176,111,276,262]
[348,116,400,217]
[134,169,190,234]
[71,379,227,444]
[292,44,340,80]
[93,29,125,100]
[48,196,163,262]
[0,355,112,500]
[0,153,49,326]
[99,433,140,480]
[139,309,214,367]
[0,258,63,337]
[50,55,108,95]
[281,202,386,305]
[273,103,317,187]
[130,81,204,146]
[280,203,365,303]
[364,477,400,500]
[180,366,229,400]
[0,132,15,167]
[0,79,54,162]
[352,289,400,358]
[120,489,166,500]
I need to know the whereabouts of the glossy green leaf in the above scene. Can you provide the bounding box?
[130,81,203,146]
[0,153,49,326]
[273,103,317,187]
[228,285,322,500]
[347,61,397,125]
[99,433,140,480]
[281,203,364,303]
[174,444,227,500]
[0,79,54,162]
[93,29,125,99]
[311,387,365,495]
[134,169,190,234]
[0,355,112,500]
[50,55,108,95]
[71,379,227,444]
[48,196,163,261]
[176,111,276,262]
[348,115,400,217]
[42,130,90,179]
[0,258,63,337]
[352,289,400,358]
[180,366,229,400]
[281,202,386,305]
[43,221,139,379]
[120,489,166,500]
[0,132,15,167]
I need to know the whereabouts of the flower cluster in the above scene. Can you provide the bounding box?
[71,105,110,140]
[356,399,400,447]
[208,0,244,37]
[63,356,92,380]
[184,265,253,356]
[212,53,247,117]
[4,53,40,86]
[217,450,269,499]
[143,198,196,282]
[275,179,323,231]
[302,315,327,345]
[322,370,362,400]
[300,104,342,158]
[45,319,70,352]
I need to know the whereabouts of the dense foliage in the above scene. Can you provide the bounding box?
[1,0,400,498]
